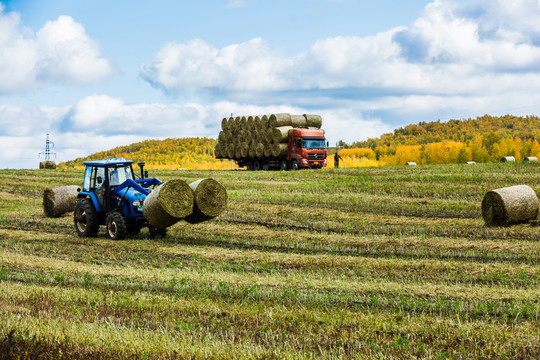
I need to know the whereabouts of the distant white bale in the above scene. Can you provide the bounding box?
[500,156,516,162]
[405,162,417,166]
[524,157,538,162]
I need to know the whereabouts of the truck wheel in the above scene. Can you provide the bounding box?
[253,161,260,171]
[280,160,288,171]
[106,211,127,240]
[291,159,299,170]
[149,226,167,239]
[246,161,253,171]
[74,198,99,237]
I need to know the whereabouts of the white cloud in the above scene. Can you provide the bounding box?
[140,0,540,100]
[0,5,113,95]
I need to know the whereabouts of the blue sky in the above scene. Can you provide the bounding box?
[1,0,539,168]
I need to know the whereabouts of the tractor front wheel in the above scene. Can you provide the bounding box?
[106,211,127,240]
[74,198,99,237]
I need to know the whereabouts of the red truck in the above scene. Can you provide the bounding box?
[215,113,328,170]
[242,128,327,170]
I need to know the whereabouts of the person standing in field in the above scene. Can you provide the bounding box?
[334,152,343,168]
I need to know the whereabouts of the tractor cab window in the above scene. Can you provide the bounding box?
[108,165,133,186]
[83,166,92,191]
[92,167,105,191]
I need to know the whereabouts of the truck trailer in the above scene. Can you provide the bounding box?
[214,113,328,170]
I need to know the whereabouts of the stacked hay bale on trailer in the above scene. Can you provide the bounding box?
[215,113,328,170]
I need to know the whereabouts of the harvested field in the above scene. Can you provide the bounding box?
[0,163,539,359]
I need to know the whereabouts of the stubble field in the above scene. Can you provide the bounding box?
[0,163,539,359]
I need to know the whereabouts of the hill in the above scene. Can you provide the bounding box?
[60,137,230,170]
[338,115,540,166]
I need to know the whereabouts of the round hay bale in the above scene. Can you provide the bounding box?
[524,157,538,162]
[303,114,322,128]
[227,144,235,159]
[221,117,229,131]
[247,116,255,130]
[43,185,79,218]
[481,185,538,226]
[501,156,515,162]
[240,142,249,158]
[248,143,257,158]
[271,143,288,157]
[184,179,228,224]
[290,115,307,128]
[143,179,194,229]
[263,143,273,157]
[39,161,56,169]
[265,128,274,143]
[261,115,269,129]
[405,162,417,166]
[272,126,293,143]
[255,143,264,158]
[268,113,291,128]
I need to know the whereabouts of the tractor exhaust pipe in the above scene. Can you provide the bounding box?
[138,162,146,179]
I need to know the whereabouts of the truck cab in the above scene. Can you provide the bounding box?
[288,129,327,169]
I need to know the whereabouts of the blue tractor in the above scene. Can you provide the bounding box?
[73,158,166,240]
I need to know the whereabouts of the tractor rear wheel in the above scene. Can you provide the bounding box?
[74,198,99,237]
[106,211,127,240]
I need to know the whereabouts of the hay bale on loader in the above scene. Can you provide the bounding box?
[143,179,194,229]
[482,185,539,226]
[184,179,228,224]
[43,185,79,218]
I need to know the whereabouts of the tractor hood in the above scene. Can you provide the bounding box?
[115,187,147,204]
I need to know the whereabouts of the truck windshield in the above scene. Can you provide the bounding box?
[109,166,133,186]
[302,139,326,150]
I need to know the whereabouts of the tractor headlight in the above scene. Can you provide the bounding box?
[302,158,308,164]
[132,200,143,206]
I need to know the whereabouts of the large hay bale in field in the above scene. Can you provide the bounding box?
[303,114,322,128]
[43,185,79,218]
[501,156,515,162]
[481,185,538,226]
[39,161,56,169]
[143,180,194,229]
[184,179,228,224]
[271,126,293,143]
[405,162,417,166]
[290,115,307,128]
[524,157,538,162]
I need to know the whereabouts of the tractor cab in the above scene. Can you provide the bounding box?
[74,158,164,240]
[81,158,137,211]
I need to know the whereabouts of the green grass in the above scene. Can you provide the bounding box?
[0,163,539,359]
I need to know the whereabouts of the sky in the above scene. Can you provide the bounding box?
[1,0,540,168]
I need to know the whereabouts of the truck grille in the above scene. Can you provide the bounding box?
[308,154,324,159]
